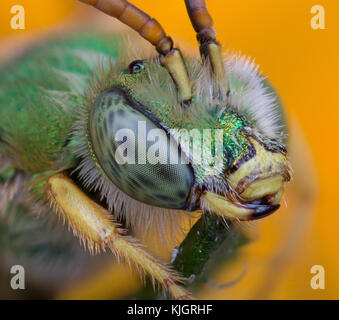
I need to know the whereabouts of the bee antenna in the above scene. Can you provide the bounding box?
[79,0,192,105]
[184,0,226,84]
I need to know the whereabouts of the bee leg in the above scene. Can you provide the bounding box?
[45,173,191,300]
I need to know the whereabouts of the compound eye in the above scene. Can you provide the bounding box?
[128,60,145,74]
[88,87,194,209]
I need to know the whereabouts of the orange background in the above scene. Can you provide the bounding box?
[0,0,338,299]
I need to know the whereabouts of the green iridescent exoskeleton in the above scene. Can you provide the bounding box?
[0,31,289,298]
[0,34,118,174]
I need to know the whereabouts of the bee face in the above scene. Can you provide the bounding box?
[84,52,289,219]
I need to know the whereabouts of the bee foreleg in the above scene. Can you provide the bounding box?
[45,173,191,300]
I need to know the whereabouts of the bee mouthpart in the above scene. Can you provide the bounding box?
[237,175,285,204]
[200,190,281,221]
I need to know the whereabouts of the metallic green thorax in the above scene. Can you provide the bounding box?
[0,33,119,174]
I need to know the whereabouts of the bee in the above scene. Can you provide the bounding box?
[0,0,291,299]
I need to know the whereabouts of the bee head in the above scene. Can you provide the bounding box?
[78,0,290,222]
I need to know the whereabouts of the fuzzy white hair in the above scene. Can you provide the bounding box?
[225,53,285,141]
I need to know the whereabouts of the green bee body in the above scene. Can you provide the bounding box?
[0,34,119,176]
[0,27,289,298]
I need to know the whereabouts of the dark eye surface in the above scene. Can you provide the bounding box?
[128,60,145,74]
[88,87,194,209]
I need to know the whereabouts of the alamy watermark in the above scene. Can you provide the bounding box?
[10,265,25,290]
[113,121,225,167]
[311,5,325,30]
[310,265,325,290]
[8,4,325,32]
[10,5,25,30]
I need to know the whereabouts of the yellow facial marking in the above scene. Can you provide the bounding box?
[240,175,284,200]
[228,137,288,192]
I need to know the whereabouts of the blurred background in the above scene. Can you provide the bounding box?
[0,0,338,299]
